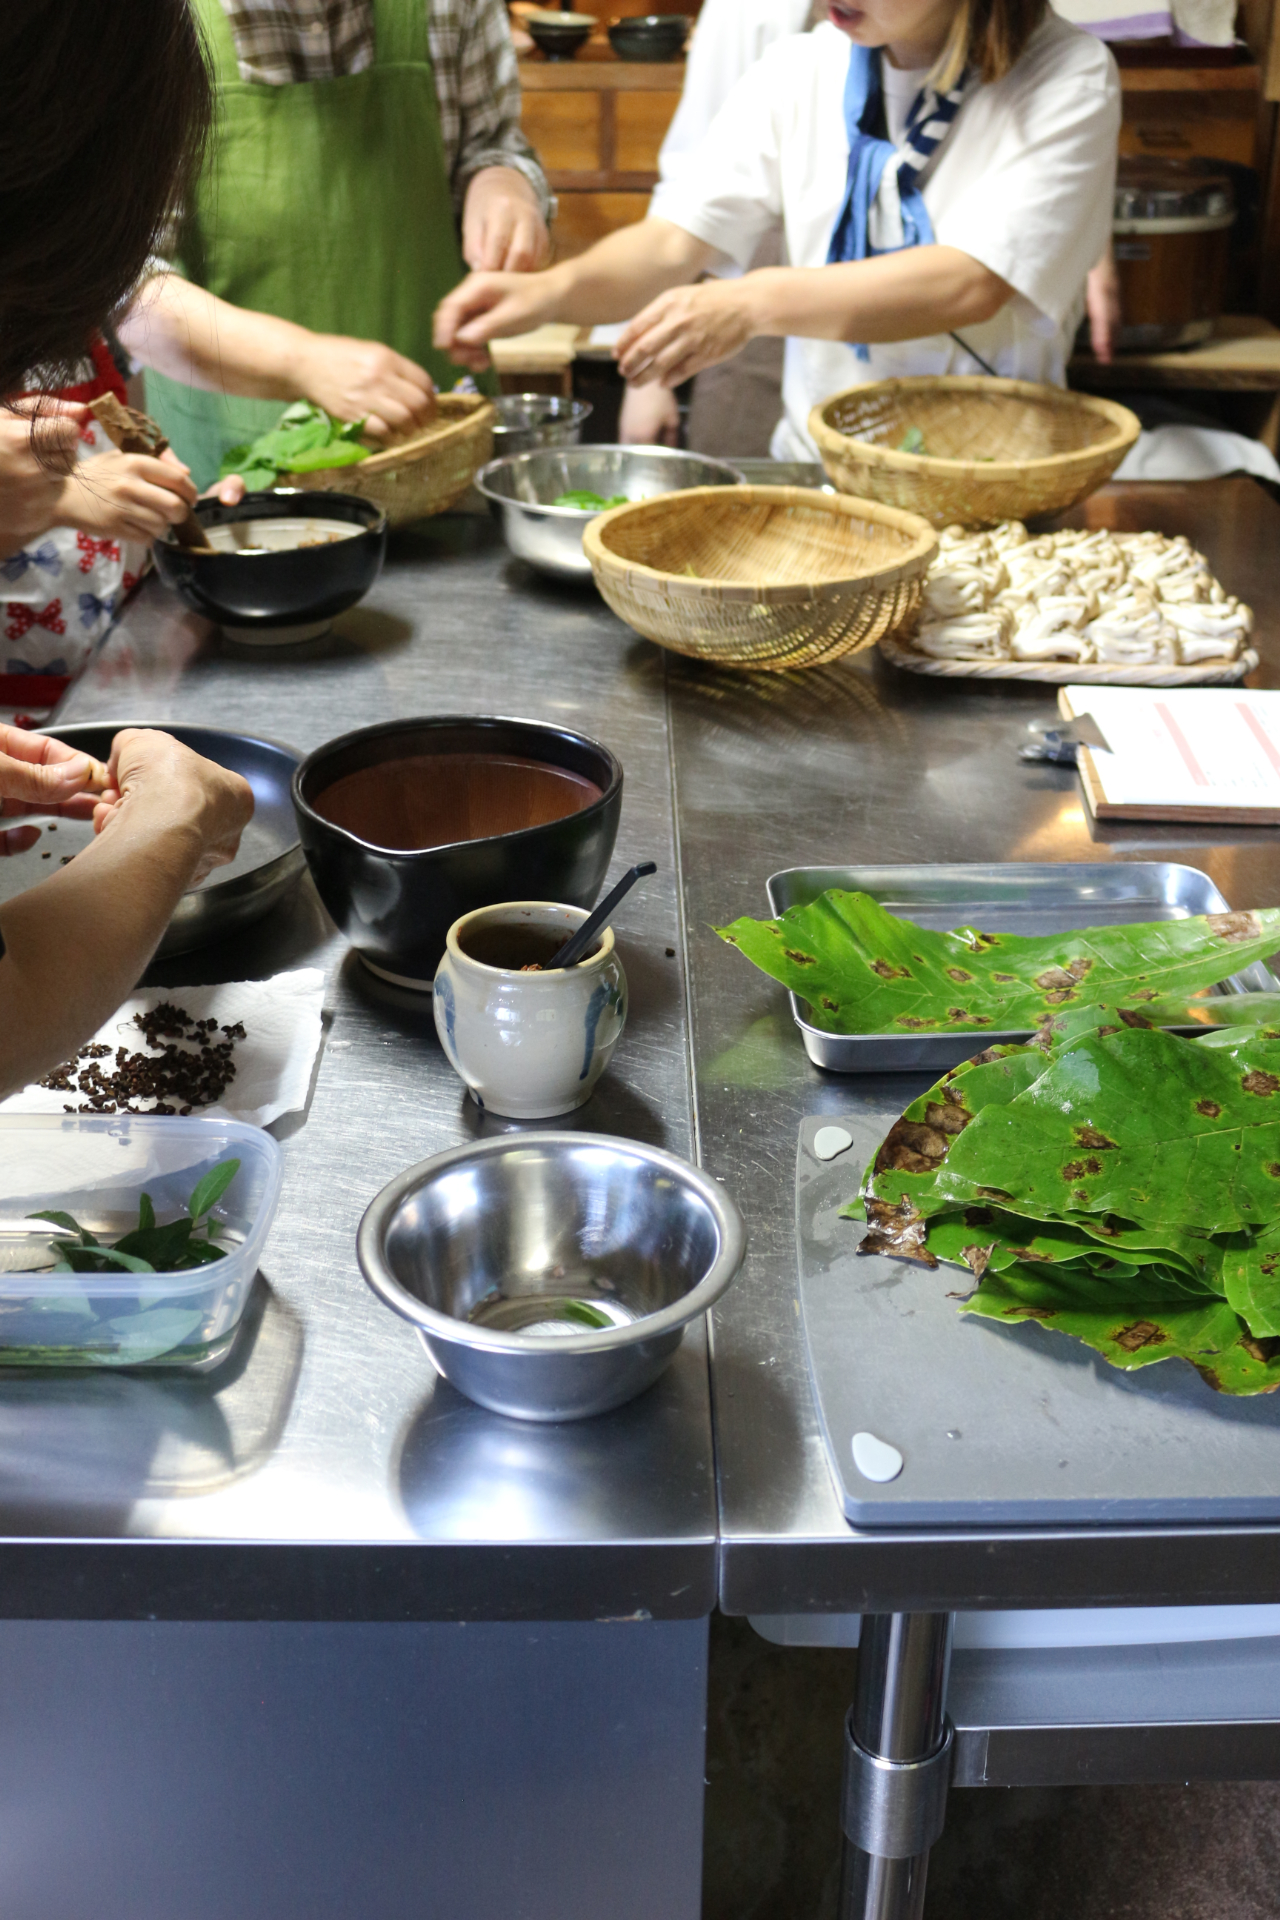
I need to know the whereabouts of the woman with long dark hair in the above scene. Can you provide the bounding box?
[0,0,253,1097]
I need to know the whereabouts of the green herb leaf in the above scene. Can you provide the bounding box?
[138,1193,155,1233]
[284,442,370,472]
[188,1158,240,1223]
[59,1244,155,1274]
[558,1299,614,1329]
[30,1208,86,1238]
[897,426,928,455]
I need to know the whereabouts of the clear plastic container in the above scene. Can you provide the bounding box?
[0,1116,283,1369]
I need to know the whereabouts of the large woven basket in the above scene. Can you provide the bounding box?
[283,392,495,528]
[582,485,937,672]
[809,377,1140,529]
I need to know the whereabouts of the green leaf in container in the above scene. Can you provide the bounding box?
[189,1157,239,1223]
[715,891,1280,1036]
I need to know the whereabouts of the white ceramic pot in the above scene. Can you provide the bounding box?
[432,901,627,1119]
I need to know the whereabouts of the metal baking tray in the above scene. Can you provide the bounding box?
[0,723,304,958]
[766,862,1280,1074]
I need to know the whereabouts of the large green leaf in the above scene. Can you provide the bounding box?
[962,1262,1280,1395]
[848,1019,1280,1394]
[716,891,1280,1035]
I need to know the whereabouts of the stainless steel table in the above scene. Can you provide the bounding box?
[14,477,1280,1920]
[675,472,1280,1918]
[6,512,711,1920]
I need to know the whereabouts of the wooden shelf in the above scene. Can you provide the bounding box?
[520,51,686,88]
[1120,62,1261,90]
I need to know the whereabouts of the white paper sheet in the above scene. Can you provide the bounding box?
[1,969,327,1128]
[1067,687,1280,813]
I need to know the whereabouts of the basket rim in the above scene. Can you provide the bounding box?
[582,484,938,605]
[808,375,1141,478]
[285,392,495,484]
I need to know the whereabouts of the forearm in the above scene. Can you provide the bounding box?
[742,248,1011,344]
[540,220,715,325]
[119,276,316,401]
[0,806,201,1096]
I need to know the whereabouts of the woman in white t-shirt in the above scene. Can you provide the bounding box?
[437,0,1121,461]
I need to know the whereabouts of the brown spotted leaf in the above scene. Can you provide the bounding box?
[714,891,1280,1036]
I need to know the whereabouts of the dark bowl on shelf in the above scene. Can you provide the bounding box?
[526,9,595,57]
[152,490,387,644]
[292,716,624,988]
[608,13,688,60]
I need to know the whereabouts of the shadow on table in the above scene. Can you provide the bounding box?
[0,1273,304,1533]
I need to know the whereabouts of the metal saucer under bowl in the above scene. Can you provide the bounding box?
[357,1132,746,1420]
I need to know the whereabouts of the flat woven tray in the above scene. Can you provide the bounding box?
[879,627,1259,686]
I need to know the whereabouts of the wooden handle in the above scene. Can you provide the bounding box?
[87,395,215,553]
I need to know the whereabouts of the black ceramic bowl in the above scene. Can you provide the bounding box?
[608,13,688,59]
[292,716,624,987]
[526,9,594,57]
[152,490,388,643]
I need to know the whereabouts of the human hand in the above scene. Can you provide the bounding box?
[462,167,551,273]
[202,475,246,506]
[0,724,110,820]
[57,448,198,545]
[433,269,562,371]
[618,382,682,447]
[1086,246,1121,364]
[615,281,755,387]
[294,334,437,442]
[93,729,254,884]
[0,399,84,559]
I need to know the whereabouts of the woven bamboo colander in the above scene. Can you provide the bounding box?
[809,377,1140,529]
[582,485,938,672]
[283,392,495,528]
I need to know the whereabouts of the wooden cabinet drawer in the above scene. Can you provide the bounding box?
[553,191,651,258]
[615,90,682,171]
[522,92,602,171]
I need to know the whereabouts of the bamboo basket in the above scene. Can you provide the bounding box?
[283,392,495,528]
[809,377,1140,530]
[582,485,938,671]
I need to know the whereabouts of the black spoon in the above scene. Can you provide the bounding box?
[545,862,657,970]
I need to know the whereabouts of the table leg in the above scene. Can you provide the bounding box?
[838,1612,956,1920]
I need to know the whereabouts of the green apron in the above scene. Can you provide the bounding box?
[148,0,482,488]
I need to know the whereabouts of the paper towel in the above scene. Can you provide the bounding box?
[1,969,327,1129]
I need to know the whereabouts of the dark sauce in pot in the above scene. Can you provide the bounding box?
[313,752,603,851]
[459,925,602,970]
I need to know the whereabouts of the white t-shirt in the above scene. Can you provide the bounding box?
[651,14,1121,460]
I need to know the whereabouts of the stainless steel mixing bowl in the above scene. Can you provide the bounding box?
[491,394,593,457]
[357,1132,746,1420]
[474,445,744,582]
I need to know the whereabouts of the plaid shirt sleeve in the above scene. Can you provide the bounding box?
[429,0,552,218]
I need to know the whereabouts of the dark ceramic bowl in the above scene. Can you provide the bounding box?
[608,13,688,59]
[526,10,594,57]
[292,716,624,987]
[152,490,387,643]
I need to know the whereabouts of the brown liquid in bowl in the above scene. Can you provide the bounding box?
[313,751,604,851]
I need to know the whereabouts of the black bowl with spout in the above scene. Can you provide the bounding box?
[292,716,624,987]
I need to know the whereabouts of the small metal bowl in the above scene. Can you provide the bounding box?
[357,1132,746,1420]
[491,394,593,458]
[475,444,743,582]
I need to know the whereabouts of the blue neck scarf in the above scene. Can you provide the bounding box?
[826,43,969,359]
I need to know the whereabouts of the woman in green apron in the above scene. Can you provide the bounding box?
[120,0,550,488]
